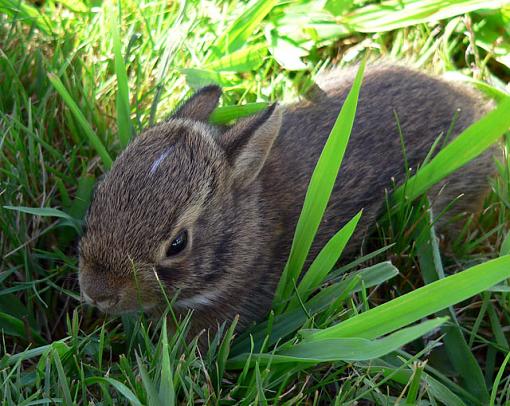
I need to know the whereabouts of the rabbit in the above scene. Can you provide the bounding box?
[78,62,496,337]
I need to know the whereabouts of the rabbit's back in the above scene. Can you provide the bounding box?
[262,63,495,264]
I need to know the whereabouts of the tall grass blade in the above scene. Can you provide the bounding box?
[228,318,446,368]
[362,359,468,406]
[0,311,44,344]
[416,207,489,403]
[158,318,175,405]
[209,102,268,125]
[48,73,113,169]
[0,0,53,35]
[273,59,366,311]
[393,96,510,202]
[490,351,510,406]
[405,361,426,404]
[443,72,510,103]
[214,316,238,392]
[232,262,399,355]
[136,353,162,406]
[287,210,362,311]
[343,0,506,33]
[3,205,81,231]
[180,68,235,90]
[214,0,277,54]
[53,351,72,405]
[205,43,267,72]
[308,255,510,340]
[112,5,134,149]
[85,377,143,406]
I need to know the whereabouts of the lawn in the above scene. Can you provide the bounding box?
[1,0,510,404]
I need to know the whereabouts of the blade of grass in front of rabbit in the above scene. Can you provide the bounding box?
[273,58,367,312]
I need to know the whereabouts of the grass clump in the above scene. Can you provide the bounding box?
[1,0,510,404]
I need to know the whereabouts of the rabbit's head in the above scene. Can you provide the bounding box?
[78,86,282,322]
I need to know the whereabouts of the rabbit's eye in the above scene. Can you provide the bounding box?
[166,230,188,256]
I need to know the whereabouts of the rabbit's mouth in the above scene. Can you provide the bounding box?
[81,291,121,313]
[82,290,157,315]
[174,290,222,311]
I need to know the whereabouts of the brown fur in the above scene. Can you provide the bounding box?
[79,63,496,336]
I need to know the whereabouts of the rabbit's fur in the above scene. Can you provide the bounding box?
[79,63,496,335]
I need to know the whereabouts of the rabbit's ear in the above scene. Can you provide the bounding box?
[172,85,222,122]
[219,104,282,189]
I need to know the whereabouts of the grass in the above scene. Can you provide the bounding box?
[1,0,510,404]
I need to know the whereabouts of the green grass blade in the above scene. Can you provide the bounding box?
[67,175,96,220]
[135,353,162,406]
[213,0,277,54]
[209,102,269,125]
[85,377,143,406]
[443,72,510,103]
[362,359,468,406]
[307,255,510,341]
[0,0,53,35]
[285,319,446,362]
[405,361,426,405]
[344,0,506,34]
[416,207,489,403]
[228,318,446,368]
[214,316,238,392]
[3,205,75,221]
[287,210,362,311]
[325,0,354,16]
[158,318,175,405]
[393,96,510,202]
[487,302,509,349]
[180,68,237,90]
[3,205,81,231]
[112,5,134,149]
[48,73,113,169]
[0,311,45,344]
[53,351,72,405]
[329,244,395,278]
[500,230,510,256]
[273,58,366,311]
[204,43,268,72]
[232,262,398,355]
[490,351,510,406]
[266,31,309,71]
[6,341,68,366]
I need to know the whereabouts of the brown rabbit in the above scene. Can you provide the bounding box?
[78,62,496,336]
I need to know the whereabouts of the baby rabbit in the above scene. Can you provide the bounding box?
[79,62,495,335]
